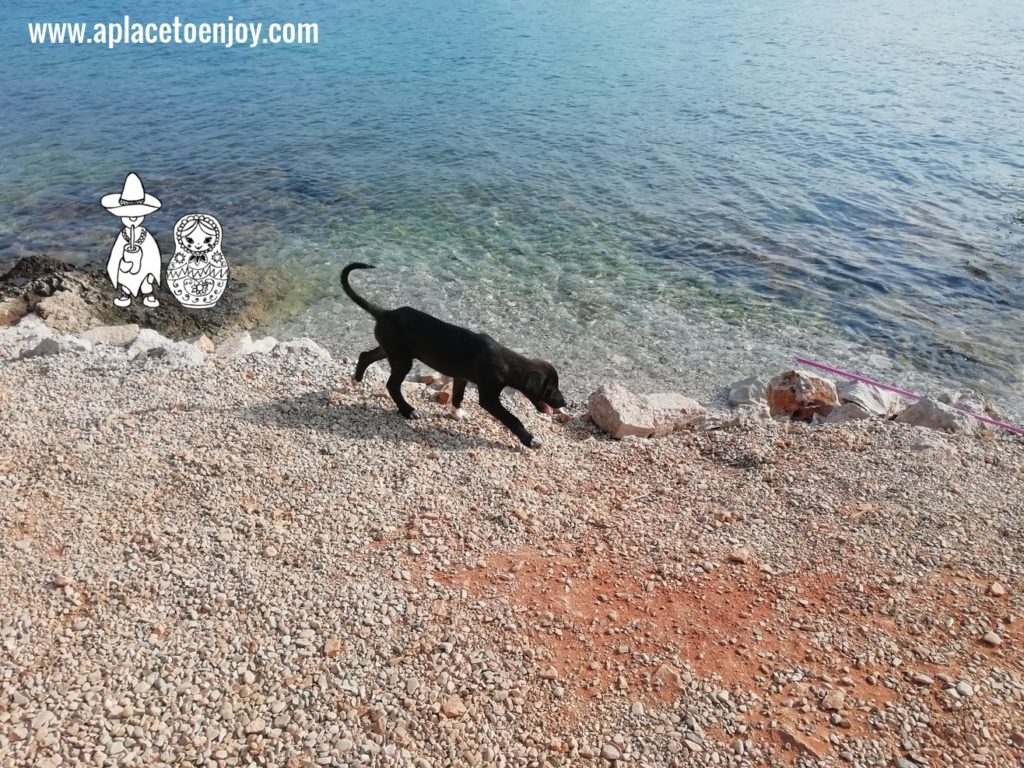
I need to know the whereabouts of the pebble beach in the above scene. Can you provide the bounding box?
[1,321,1022,768]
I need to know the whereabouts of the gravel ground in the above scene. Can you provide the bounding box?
[1,343,1022,768]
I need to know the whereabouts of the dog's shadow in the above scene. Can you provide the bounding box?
[243,388,518,452]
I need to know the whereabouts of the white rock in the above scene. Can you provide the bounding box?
[61,335,93,353]
[274,338,331,360]
[589,383,655,439]
[252,335,278,354]
[727,376,767,407]
[81,324,140,347]
[127,328,174,359]
[35,290,97,333]
[647,392,707,437]
[822,402,872,425]
[836,380,904,418]
[908,434,956,452]
[728,547,751,564]
[896,397,978,435]
[18,335,93,358]
[588,382,705,439]
[821,689,845,711]
[128,329,205,367]
[217,331,278,357]
[16,313,46,329]
[0,315,54,358]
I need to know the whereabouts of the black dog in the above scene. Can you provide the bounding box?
[341,263,566,448]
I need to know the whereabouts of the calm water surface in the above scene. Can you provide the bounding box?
[2,0,1022,413]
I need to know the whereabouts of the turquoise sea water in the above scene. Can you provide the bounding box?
[2,1,1023,412]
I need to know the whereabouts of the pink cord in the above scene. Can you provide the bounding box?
[794,357,1024,437]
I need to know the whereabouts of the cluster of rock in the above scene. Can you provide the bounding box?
[588,369,999,440]
[0,254,298,343]
[756,369,992,435]
[3,303,1005,443]
[0,313,329,367]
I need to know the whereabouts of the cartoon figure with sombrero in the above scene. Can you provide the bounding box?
[101,172,162,308]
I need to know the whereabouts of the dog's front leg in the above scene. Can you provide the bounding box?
[450,379,469,421]
[479,387,540,449]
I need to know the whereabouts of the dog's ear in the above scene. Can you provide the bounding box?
[524,369,545,400]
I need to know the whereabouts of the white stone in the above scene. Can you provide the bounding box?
[836,380,904,418]
[274,338,331,360]
[822,402,873,425]
[35,291,97,333]
[588,382,705,439]
[727,376,766,407]
[588,382,655,439]
[896,397,979,435]
[0,315,54,358]
[81,324,140,347]
[128,329,205,367]
[217,331,279,357]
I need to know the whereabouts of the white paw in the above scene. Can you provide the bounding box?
[451,407,469,421]
[405,409,422,420]
[528,437,543,450]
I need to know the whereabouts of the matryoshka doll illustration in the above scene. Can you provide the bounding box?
[167,213,229,308]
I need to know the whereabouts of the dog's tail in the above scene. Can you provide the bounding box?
[340,262,385,318]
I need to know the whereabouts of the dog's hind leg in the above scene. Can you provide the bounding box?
[354,346,387,381]
[478,386,538,448]
[450,379,470,421]
[385,355,419,419]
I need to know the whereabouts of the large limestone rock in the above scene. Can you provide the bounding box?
[19,334,93,358]
[588,382,706,439]
[896,396,979,435]
[35,291,98,334]
[0,314,55,359]
[836,380,904,418]
[728,376,767,408]
[767,370,839,421]
[589,383,654,439]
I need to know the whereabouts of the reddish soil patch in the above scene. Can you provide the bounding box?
[439,545,1021,764]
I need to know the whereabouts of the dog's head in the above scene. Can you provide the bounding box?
[524,360,567,414]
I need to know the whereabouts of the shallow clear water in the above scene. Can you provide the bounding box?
[2,0,1023,415]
